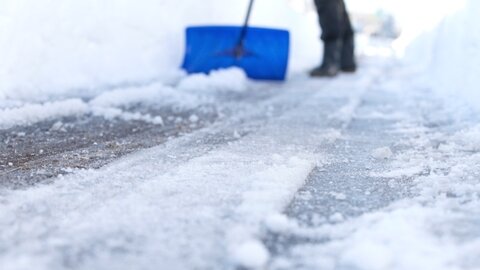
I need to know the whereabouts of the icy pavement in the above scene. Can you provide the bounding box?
[1,55,480,270]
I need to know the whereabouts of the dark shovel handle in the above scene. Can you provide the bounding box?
[242,0,255,33]
[234,0,255,58]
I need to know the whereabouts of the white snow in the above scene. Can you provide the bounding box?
[0,57,377,269]
[0,99,89,129]
[0,72,247,129]
[371,147,393,160]
[177,68,249,93]
[329,213,345,223]
[188,114,199,123]
[92,107,164,126]
[0,91,175,130]
[232,239,270,269]
[452,124,480,152]
[287,195,480,270]
[264,214,294,234]
[2,0,480,269]
[0,67,250,129]
[88,83,197,108]
[401,0,480,111]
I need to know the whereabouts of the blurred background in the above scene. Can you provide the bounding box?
[0,0,477,108]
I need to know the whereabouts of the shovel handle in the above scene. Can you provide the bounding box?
[236,0,255,48]
[242,0,255,30]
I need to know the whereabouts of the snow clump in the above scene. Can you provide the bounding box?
[232,239,270,269]
[177,68,249,93]
[371,147,393,160]
[264,213,295,234]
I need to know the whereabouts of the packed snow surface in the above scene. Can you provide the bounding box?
[2,48,480,269]
[0,48,379,269]
[1,0,480,269]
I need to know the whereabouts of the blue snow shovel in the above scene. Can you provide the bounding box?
[181,0,290,81]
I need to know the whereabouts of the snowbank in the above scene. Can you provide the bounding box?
[427,0,480,111]
[0,0,319,101]
[0,69,249,129]
[399,0,480,111]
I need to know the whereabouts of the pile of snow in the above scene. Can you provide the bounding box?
[0,99,88,129]
[427,0,480,111]
[0,67,254,129]
[89,83,198,108]
[0,82,200,129]
[399,0,480,111]
[231,239,270,269]
[0,0,319,101]
[177,68,249,93]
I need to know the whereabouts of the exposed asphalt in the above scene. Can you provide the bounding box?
[0,105,218,189]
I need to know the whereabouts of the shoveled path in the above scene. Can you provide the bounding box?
[2,53,479,270]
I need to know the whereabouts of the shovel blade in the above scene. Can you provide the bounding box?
[182,26,290,81]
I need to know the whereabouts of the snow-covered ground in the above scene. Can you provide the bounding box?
[1,0,480,269]
[0,53,377,269]
[2,48,480,269]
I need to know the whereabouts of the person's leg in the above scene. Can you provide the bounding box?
[310,0,344,77]
[315,0,343,42]
[340,2,356,72]
[311,0,355,77]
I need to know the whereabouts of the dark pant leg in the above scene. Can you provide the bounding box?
[340,7,356,70]
[314,0,356,71]
[314,0,345,42]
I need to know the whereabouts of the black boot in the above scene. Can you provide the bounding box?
[310,40,341,77]
[340,35,356,72]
